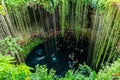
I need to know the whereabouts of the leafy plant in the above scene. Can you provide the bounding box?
[96,58,120,80]
[60,70,85,80]
[0,54,32,80]
[0,5,6,16]
[0,54,120,80]
[78,64,93,77]
[91,0,120,70]
[0,0,1,5]
[21,38,44,57]
[60,64,96,80]
[39,0,60,13]
[4,0,27,10]
[30,65,56,80]
[30,64,96,80]
[0,37,25,63]
[91,0,98,9]
[29,0,60,13]
[0,37,23,55]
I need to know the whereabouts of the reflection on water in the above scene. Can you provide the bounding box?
[25,34,89,77]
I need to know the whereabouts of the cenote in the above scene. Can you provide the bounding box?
[25,31,90,77]
[1,0,120,80]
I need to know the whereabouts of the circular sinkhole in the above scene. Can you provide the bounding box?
[25,32,90,77]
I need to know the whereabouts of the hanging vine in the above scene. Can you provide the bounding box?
[1,0,120,71]
[91,0,120,70]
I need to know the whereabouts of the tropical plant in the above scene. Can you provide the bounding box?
[4,0,32,38]
[0,54,32,80]
[60,70,85,80]
[1,0,120,74]
[0,5,6,16]
[91,0,98,9]
[0,37,23,55]
[3,0,90,42]
[90,0,120,70]
[29,64,97,80]
[78,64,93,77]
[4,0,27,10]
[0,54,120,80]
[60,64,96,80]
[21,38,44,57]
[96,58,120,80]
[30,65,57,80]
[30,0,60,13]
[0,37,24,63]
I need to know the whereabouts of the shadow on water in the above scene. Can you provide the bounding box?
[25,33,90,77]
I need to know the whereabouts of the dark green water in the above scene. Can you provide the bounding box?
[25,33,89,77]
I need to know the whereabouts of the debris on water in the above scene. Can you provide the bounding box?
[59,44,62,47]
[75,48,79,51]
[72,41,74,43]
[70,44,72,47]
[73,59,78,64]
[67,46,70,49]
[72,45,75,48]
[69,53,75,60]
[36,49,42,55]
[57,48,60,50]
[26,35,89,77]
[80,49,84,53]
[68,36,70,39]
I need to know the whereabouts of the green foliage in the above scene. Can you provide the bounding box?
[4,0,27,10]
[75,0,82,41]
[74,0,89,42]
[59,0,69,36]
[2,1,120,78]
[96,58,120,80]
[61,0,65,36]
[60,70,85,80]
[0,54,15,64]
[35,0,60,13]
[60,64,96,80]
[0,54,32,80]
[0,37,23,55]
[91,0,120,10]
[0,5,6,16]
[91,0,120,70]
[79,64,93,76]
[0,0,1,5]
[30,65,56,80]
[4,0,61,14]
[0,55,120,80]
[91,0,98,9]
[22,38,44,57]
[29,64,96,80]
